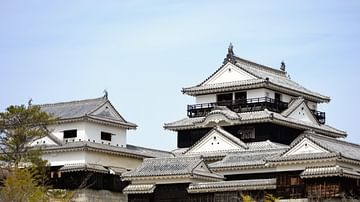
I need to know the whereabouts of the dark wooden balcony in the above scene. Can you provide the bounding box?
[310,110,326,124]
[187,97,288,118]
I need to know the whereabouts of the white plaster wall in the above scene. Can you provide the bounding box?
[49,122,87,143]
[281,94,292,103]
[83,122,126,147]
[85,151,142,169]
[42,150,143,169]
[37,121,127,147]
[42,151,86,166]
[288,103,316,123]
[189,130,242,153]
[205,63,256,85]
[196,94,217,104]
[247,88,267,99]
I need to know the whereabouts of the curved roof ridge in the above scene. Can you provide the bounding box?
[234,56,286,77]
[37,96,106,107]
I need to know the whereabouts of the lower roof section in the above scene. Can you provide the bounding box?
[300,166,360,179]
[187,178,276,193]
[123,184,156,194]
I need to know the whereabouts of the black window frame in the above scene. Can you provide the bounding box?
[101,132,112,141]
[63,129,77,139]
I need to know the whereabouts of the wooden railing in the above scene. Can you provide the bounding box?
[187,97,288,118]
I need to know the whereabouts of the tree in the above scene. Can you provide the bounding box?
[0,104,55,167]
[0,168,48,202]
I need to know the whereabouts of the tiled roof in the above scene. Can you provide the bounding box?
[122,156,223,180]
[164,108,346,137]
[210,149,286,169]
[246,140,288,151]
[269,131,360,163]
[300,166,360,179]
[268,152,338,162]
[183,56,330,102]
[302,132,360,162]
[38,97,137,129]
[123,184,156,194]
[281,97,305,117]
[235,57,329,102]
[59,163,109,174]
[188,178,277,193]
[42,141,172,159]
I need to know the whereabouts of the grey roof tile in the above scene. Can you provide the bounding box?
[39,97,106,119]
[59,163,109,173]
[38,96,137,129]
[188,178,277,193]
[210,149,285,169]
[42,141,172,159]
[122,156,222,180]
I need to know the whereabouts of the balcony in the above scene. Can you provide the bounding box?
[187,97,288,118]
[310,110,326,124]
[187,97,326,124]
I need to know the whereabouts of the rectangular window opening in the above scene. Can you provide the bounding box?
[64,129,77,139]
[235,91,247,100]
[275,92,282,101]
[101,132,112,141]
[217,93,232,105]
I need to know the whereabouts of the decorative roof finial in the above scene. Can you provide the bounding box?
[223,42,236,65]
[28,98,32,106]
[280,61,286,71]
[103,89,108,99]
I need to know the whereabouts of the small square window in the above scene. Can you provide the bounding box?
[64,130,77,138]
[101,132,112,141]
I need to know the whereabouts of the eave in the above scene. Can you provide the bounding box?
[182,81,330,103]
[54,115,137,130]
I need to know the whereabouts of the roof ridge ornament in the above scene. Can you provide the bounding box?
[103,89,108,99]
[223,43,236,65]
[280,61,286,71]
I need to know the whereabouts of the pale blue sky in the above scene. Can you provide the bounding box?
[1,1,359,150]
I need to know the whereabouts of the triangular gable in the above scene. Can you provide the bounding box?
[193,161,212,173]
[202,63,257,86]
[30,135,61,147]
[283,138,329,156]
[90,101,125,122]
[186,128,246,154]
[287,102,318,124]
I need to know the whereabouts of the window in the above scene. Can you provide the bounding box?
[235,91,247,100]
[275,92,281,101]
[217,93,232,102]
[101,132,112,141]
[63,130,77,138]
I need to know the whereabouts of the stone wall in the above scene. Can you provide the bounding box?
[71,189,127,202]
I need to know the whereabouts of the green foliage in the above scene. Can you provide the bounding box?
[0,104,55,167]
[264,193,282,202]
[0,168,48,202]
[0,104,73,201]
[240,193,255,202]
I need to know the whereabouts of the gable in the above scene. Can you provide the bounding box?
[194,161,211,173]
[283,138,329,156]
[187,129,245,154]
[203,63,257,85]
[90,102,125,121]
[287,102,318,124]
[30,135,61,147]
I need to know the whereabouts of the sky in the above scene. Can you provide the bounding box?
[0,1,359,151]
